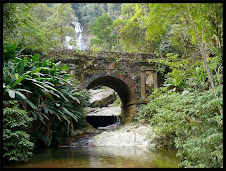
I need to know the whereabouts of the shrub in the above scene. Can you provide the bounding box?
[3,100,34,163]
[3,43,90,147]
[135,85,223,168]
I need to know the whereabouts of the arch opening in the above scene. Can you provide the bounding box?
[86,76,134,126]
[87,76,133,107]
[86,86,121,128]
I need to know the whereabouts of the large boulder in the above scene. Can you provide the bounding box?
[88,88,117,108]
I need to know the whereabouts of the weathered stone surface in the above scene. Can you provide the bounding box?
[86,87,121,117]
[86,106,121,116]
[88,88,116,108]
[89,123,156,148]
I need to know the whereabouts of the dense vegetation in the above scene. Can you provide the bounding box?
[3,3,223,168]
[134,56,223,168]
[3,43,90,163]
[3,3,77,53]
[3,100,34,163]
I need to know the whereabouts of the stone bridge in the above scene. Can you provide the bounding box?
[46,50,163,123]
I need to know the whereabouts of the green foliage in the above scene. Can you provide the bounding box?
[113,94,122,107]
[3,43,90,147]
[136,47,223,168]
[119,3,156,52]
[3,43,22,63]
[89,13,116,51]
[186,65,209,91]
[71,3,121,28]
[3,3,77,53]
[163,68,187,92]
[135,85,223,168]
[3,100,34,163]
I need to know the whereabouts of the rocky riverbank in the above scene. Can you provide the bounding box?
[62,87,157,149]
[63,123,157,149]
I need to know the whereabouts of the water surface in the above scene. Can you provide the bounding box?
[5,147,180,168]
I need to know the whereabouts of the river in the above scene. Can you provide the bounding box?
[5,146,179,168]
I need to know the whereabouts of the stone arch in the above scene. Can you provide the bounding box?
[86,75,135,123]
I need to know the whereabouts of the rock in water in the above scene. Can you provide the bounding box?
[89,123,156,149]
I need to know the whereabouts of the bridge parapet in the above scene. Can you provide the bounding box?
[46,50,157,62]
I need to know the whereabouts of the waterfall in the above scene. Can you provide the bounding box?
[73,21,82,33]
[65,36,73,49]
[64,20,90,50]
[73,22,83,50]
[77,33,82,50]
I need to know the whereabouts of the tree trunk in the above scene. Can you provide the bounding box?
[61,25,63,50]
[187,4,222,116]
[187,3,215,89]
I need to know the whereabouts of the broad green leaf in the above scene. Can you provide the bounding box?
[60,112,70,123]
[32,54,40,62]
[55,61,61,67]
[32,68,42,73]
[31,111,37,120]
[43,81,55,87]
[58,91,70,103]
[11,76,24,88]
[23,57,28,66]
[47,107,54,114]
[23,99,38,110]
[69,94,80,104]
[18,57,25,75]
[62,107,78,121]
[41,113,49,120]
[30,66,37,71]
[7,89,15,98]
[49,90,60,98]
[50,58,54,63]
[43,106,49,114]
[41,83,58,92]
[59,65,69,71]
[37,113,45,124]
[39,67,51,70]
[24,78,38,83]
[15,91,27,99]
[54,113,62,121]
[33,83,49,92]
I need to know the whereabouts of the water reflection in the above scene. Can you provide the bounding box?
[5,147,179,168]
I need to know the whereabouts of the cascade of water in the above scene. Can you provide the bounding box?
[77,33,82,50]
[71,21,83,50]
[65,36,73,49]
[64,20,90,50]
[73,21,82,33]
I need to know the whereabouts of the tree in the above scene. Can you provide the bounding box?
[89,13,116,51]
[47,3,77,50]
[187,4,215,89]
[107,3,122,20]
[74,3,107,28]
[118,3,158,52]
[3,3,77,52]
